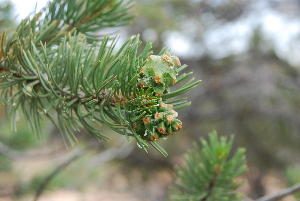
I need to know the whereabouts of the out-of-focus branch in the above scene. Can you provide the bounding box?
[248,183,300,201]
[0,140,65,160]
[89,144,134,166]
[33,138,134,201]
[0,140,28,159]
[33,147,85,201]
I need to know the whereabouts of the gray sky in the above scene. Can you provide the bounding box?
[11,0,48,21]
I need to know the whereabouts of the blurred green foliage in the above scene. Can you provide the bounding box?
[286,166,300,199]
[0,117,43,150]
[0,0,14,30]
[169,131,247,201]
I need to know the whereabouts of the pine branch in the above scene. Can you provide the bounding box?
[41,0,134,42]
[0,0,200,156]
[253,183,300,201]
[169,131,248,201]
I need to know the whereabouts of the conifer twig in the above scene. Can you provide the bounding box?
[253,183,300,201]
[169,131,247,201]
[0,0,200,155]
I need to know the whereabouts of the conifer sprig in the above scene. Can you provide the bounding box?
[0,0,200,156]
[169,131,248,200]
[40,0,134,42]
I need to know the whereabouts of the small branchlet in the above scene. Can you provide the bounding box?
[0,0,200,156]
[169,131,248,200]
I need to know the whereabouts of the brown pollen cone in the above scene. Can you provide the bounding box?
[153,75,161,83]
[174,123,182,130]
[157,126,166,134]
[154,112,163,121]
[133,122,137,130]
[163,55,174,66]
[166,115,174,123]
[139,82,147,88]
[142,117,151,125]
[150,135,158,141]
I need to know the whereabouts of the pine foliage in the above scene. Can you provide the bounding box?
[0,0,200,156]
[169,131,248,201]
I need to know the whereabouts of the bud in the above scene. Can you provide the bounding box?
[138,80,148,88]
[157,121,167,134]
[166,114,174,124]
[142,116,151,125]
[167,126,175,135]
[149,132,159,141]
[153,72,163,84]
[171,119,183,131]
[133,120,145,135]
[154,112,164,122]
[158,102,173,112]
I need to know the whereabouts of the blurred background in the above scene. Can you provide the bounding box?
[1,0,300,200]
